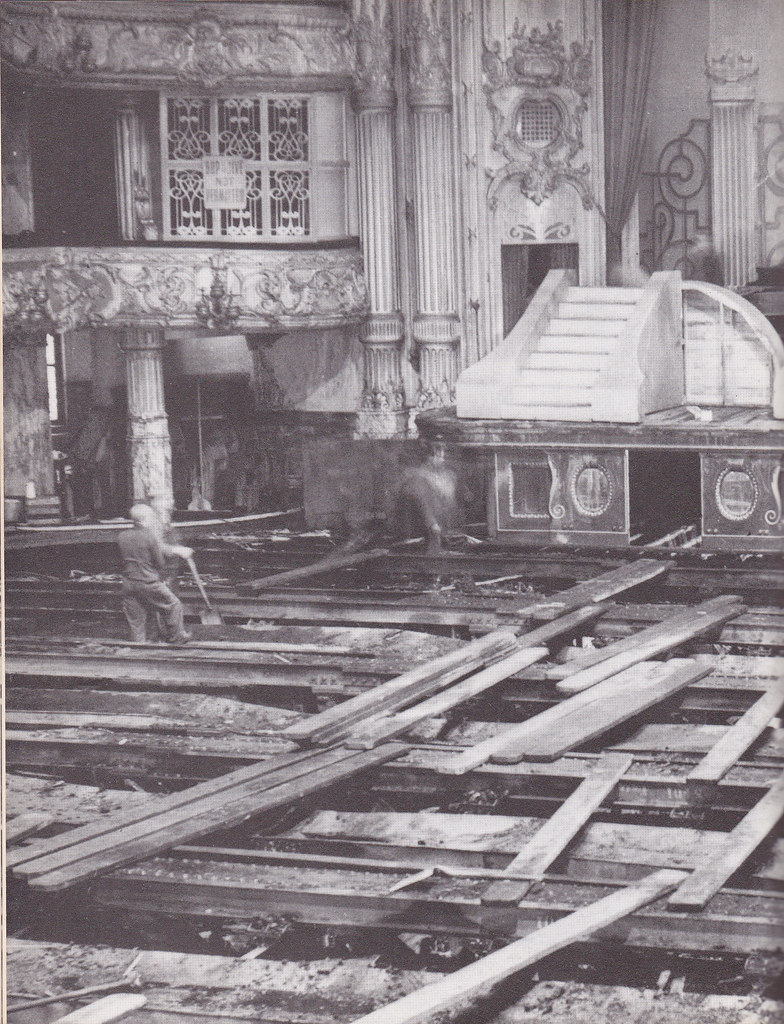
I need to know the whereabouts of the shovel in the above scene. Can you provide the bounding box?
[185,555,224,626]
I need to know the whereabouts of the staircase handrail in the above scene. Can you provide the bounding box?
[682,280,784,417]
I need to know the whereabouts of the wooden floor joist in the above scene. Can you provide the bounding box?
[522,558,670,621]
[349,870,687,1024]
[244,547,389,591]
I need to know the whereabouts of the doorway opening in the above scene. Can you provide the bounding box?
[501,243,579,337]
[628,450,702,546]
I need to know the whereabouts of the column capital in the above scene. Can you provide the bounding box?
[405,0,452,111]
[351,0,396,112]
[117,323,167,353]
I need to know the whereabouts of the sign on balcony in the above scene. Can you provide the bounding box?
[203,157,247,209]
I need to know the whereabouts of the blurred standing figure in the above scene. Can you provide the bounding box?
[396,444,459,556]
[118,503,193,644]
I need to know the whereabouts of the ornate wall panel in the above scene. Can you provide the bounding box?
[757,103,784,267]
[2,246,369,334]
[701,453,783,552]
[1,2,353,89]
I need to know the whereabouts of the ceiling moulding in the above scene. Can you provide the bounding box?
[1,1,354,90]
[2,245,369,334]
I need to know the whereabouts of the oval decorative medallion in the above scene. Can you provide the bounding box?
[715,467,759,521]
[571,464,613,517]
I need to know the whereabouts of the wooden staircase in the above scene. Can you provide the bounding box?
[456,270,684,423]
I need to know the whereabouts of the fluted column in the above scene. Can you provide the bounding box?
[405,0,460,409]
[113,95,158,242]
[119,325,172,505]
[707,50,758,288]
[352,0,407,438]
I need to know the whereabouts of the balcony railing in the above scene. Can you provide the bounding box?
[2,242,368,334]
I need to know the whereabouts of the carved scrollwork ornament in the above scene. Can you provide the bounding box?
[764,465,782,526]
[483,19,594,209]
[546,453,566,519]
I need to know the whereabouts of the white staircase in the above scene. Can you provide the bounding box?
[456,269,685,423]
[500,286,642,419]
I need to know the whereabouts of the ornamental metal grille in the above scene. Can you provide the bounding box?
[515,98,562,149]
[162,95,311,239]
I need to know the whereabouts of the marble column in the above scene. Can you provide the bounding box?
[3,326,56,499]
[707,50,758,288]
[352,0,407,437]
[119,325,173,505]
[113,95,158,242]
[405,0,460,409]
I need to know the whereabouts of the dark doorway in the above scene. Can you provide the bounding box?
[501,243,579,337]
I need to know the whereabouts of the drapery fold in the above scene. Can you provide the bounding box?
[603,0,661,267]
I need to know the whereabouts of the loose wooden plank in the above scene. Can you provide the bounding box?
[348,869,686,1024]
[442,659,710,774]
[522,558,670,621]
[498,660,714,763]
[6,813,55,845]
[346,604,612,749]
[687,686,784,787]
[668,771,784,910]
[347,646,549,749]
[481,753,633,904]
[50,994,147,1024]
[26,744,408,891]
[7,747,315,870]
[556,597,743,695]
[32,635,361,656]
[244,547,389,591]
[284,629,518,746]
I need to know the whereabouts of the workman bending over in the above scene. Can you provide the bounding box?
[118,503,193,644]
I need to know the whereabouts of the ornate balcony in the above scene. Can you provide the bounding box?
[2,243,369,334]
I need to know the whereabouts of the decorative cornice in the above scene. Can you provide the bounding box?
[351,0,395,112]
[3,245,369,334]
[1,2,353,89]
[405,0,452,111]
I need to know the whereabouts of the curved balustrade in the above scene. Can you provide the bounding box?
[2,244,368,335]
[682,280,784,418]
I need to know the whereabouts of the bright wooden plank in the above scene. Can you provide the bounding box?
[498,660,713,763]
[349,869,686,1024]
[556,597,743,695]
[284,629,518,746]
[523,559,669,621]
[27,744,408,891]
[51,994,147,1024]
[6,813,55,845]
[669,770,784,910]
[441,659,708,774]
[481,753,632,904]
[687,686,784,785]
[347,646,549,749]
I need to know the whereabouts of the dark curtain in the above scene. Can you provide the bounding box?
[603,0,661,268]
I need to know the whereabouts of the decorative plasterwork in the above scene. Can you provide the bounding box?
[3,246,369,334]
[405,0,452,110]
[706,48,758,84]
[351,0,395,111]
[1,2,353,89]
[483,19,593,209]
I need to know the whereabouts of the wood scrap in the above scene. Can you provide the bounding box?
[49,994,147,1024]
[668,770,784,911]
[6,813,55,845]
[284,629,519,747]
[243,547,388,591]
[442,659,711,773]
[555,596,743,695]
[348,869,686,1024]
[481,753,632,904]
[522,558,669,621]
[687,685,784,788]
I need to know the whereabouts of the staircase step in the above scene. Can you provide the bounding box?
[529,351,606,371]
[558,302,636,319]
[565,287,644,303]
[497,403,593,422]
[547,318,627,336]
[538,335,614,354]
[517,368,600,387]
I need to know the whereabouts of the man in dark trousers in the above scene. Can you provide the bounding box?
[118,503,193,644]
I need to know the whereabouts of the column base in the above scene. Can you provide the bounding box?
[355,406,410,439]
